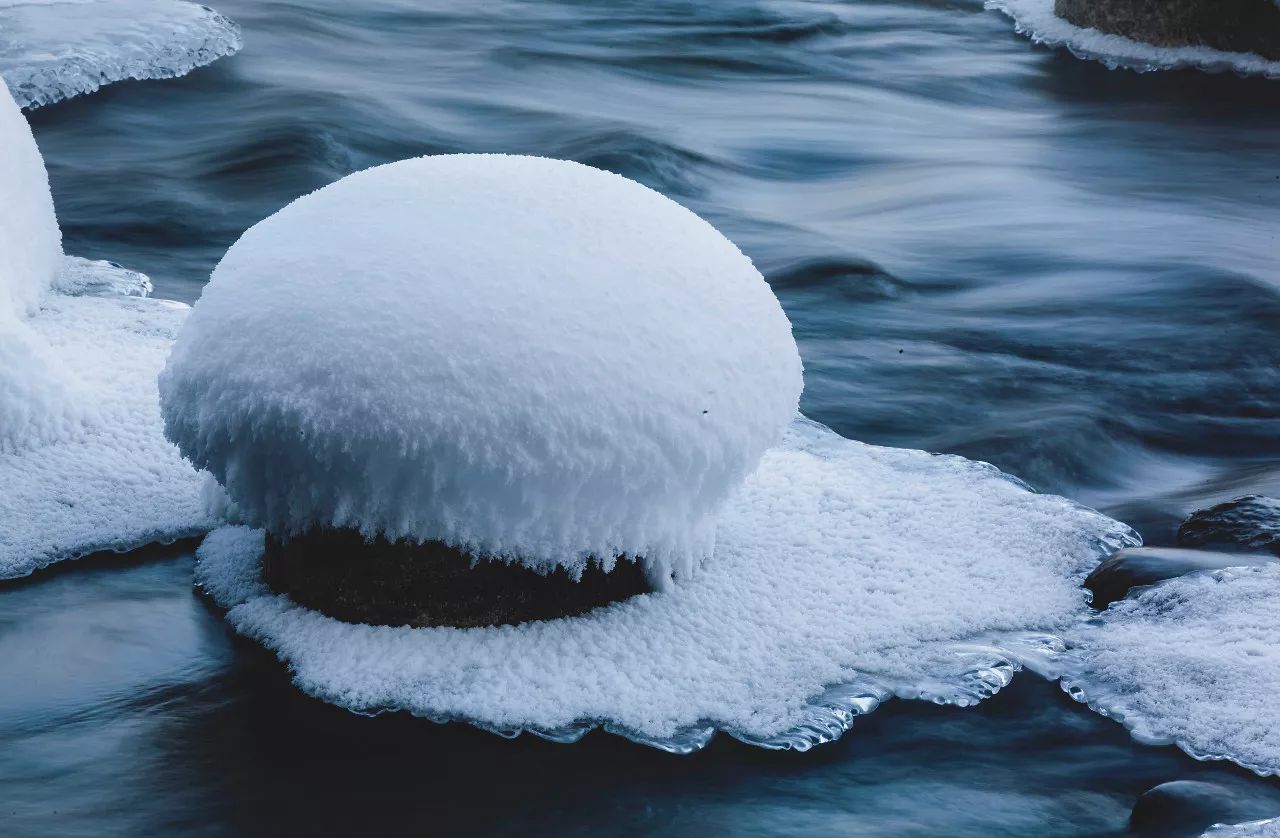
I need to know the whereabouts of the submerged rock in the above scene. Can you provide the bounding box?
[1131,778,1280,837]
[1054,0,1280,60]
[1085,546,1277,608]
[262,530,650,628]
[1179,496,1280,555]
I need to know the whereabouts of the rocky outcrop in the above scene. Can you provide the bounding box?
[1055,0,1280,60]
[262,529,650,628]
[1179,495,1280,554]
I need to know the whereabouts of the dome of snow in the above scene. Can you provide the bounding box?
[0,79,61,316]
[0,79,69,453]
[161,154,803,582]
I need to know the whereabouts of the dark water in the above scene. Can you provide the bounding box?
[7,0,1280,833]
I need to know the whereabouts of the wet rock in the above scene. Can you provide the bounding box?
[1085,546,1277,609]
[1131,778,1280,837]
[1179,496,1280,555]
[1055,0,1280,60]
[262,529,651,628]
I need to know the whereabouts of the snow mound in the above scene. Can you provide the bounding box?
[163,154,803,584]
[1,76,73,454]
[195,418,1137,750]
[0,0,242,110]
[0,80,211,578]
[0,74,60,317]
[1054,564,1280,777]
[986,0,1280,78]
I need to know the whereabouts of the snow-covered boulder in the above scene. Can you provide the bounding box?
[0,73,60,315]
[0,78,75,454]
[0,79,211,579]
[987,0,1280,78]
[161,154,804,584]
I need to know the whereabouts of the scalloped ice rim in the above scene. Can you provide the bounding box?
[985,0,1280,79]
[0,0,242,109]
[1013,566,1280,778]
[193,419,1139,754]
[0,256,214,580]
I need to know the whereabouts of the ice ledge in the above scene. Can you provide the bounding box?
[0,0,243,109]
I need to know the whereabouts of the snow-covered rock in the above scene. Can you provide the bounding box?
[987,0,1280,78]
[0,70,59,316]
[161,154,804,584]
[0,0,242,110]
[195,418,1138,749]
[0,79,210,578]
[1055,564,1280,777]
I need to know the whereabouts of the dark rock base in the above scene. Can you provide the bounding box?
[1085,545,1278,609]
[262,530,651,628]
[1055,0,1280,60]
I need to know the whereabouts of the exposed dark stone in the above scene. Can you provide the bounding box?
[1085,546,1278,609]
[1179,495,1280,555]
[262,529,651,628]
[1130,778,1280,837]
[1055,0,1280,60]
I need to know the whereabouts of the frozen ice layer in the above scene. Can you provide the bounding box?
[161,154,804,584]
[1056,564,1280,777]
[0,0,242,109]
[0,80,211,578]
[195,419,1138,749]
[986,0,1280,78]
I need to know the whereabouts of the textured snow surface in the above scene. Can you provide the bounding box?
[0,278,214,579]
[195,418,1137,748]
[1057,564,1280,777]
[986,0,1280,78]
[0,79,210,577]
[0,0,242,109]
[164,154,803,583]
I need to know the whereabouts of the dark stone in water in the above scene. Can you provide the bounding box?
[1130,778,1280,837]
[1085,546,1277,609]
[1055,0,1280,60]
[1178,495,1280,555]
[262,530,651,628]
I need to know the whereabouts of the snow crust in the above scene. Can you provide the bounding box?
[986,0,1280,78]
[0,81,211,578]
[0,0,242,109]
[195,418,1137,748]
[1055,564,1280,777]
[163,154,803,584]
[1205,820,1280,838]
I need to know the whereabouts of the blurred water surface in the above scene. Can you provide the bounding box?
[6,0,1280,833]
